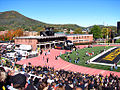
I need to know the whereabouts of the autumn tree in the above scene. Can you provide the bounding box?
[14,28,23,37]
[1,28,24,41]
[0,35,5,41]
[7,30,13,40]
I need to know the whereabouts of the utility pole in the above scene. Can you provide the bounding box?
[107,27,109,46]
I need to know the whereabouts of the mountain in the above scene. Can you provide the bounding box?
[0,10,116,32]
[0,10,81,31]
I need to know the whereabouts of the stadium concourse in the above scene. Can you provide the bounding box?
[16,45,120,77]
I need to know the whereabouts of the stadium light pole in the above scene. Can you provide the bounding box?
[105,25,109,48]
[107,28,109,45]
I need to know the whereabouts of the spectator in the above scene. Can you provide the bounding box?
[69,58,71,63]
[75,59,77,63]
[9,73,27,90]
[111,65,113,71]
[114,63,118,70]
[47,57,49,63]
[29,76,34,85]
[0,67,7,90]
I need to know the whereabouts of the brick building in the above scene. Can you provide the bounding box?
[66,34,93,43]
[15,35,66,51]
[23,31,38,36]
[14,34,93,51]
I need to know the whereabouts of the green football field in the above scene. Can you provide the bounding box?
[60,46,120,72]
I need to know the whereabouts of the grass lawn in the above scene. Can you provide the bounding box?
[117,61,120,65]
[61,46,120,72]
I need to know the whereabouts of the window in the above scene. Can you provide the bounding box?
[79,40,83,41]
[83,40,89,41]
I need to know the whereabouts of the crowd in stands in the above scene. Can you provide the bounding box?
[0,60,120,90]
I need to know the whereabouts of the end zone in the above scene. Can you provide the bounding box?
[89,47,120,67]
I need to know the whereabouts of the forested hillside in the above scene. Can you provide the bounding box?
[0,10,81,31]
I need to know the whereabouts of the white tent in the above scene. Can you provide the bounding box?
[7,44,12,49]
[114,36,120,40]
[19,45,32,50]
[30,51,38,55]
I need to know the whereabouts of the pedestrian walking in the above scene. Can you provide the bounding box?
[47,57,49,63]
[114,63,118,70]
[60,51,62,56]
[55,56,58,60]
[75,59,77,63]
[40,49,43,55]
[69,58,71,63]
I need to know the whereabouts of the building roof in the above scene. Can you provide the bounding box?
[55,32,65,34]
[66,34,93,36]
[15,35,66,39]
[15,34,93,39]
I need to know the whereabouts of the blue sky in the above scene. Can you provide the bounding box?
[0,0,120,27]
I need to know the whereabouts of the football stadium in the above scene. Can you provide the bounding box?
[0,1,120,89]
[1,29,120,90]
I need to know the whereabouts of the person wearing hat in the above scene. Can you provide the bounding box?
[9,73,27,90]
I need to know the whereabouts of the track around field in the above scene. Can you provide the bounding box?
[16,45,120,77]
